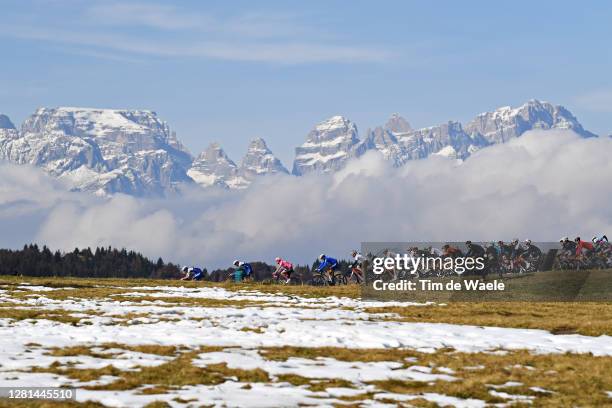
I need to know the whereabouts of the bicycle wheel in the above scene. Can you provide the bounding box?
[349,271,363,284]
[334,272,347,285]
[310,275,327,286]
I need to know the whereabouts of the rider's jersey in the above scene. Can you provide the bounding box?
[575,240,594,256]
[561,240,577,252]
[466,244,485,258]
[525,244,542,258]
[512,243,526,257]
[353,253,365,262]
[317,257,338,272]
[485,245,499,259]
[351,252,365,268]
[192,267,203,280]
[275,258,293,272]
[237,262,253,276]
[593,235,609,244]
[430,247,443,257]
[498,244,513,257]
[443,246,462,257]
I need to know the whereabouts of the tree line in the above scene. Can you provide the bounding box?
[0,244,180,279]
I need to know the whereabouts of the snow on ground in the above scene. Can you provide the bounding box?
[0,282,610,407]
[193,349,456,383]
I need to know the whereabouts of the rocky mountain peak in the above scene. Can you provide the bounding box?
[292,115,366,175]
[187,143,247,189]
[384,113,411,135]
[464,99,596,143]
[0,107,192,196]
[239,138,288,178]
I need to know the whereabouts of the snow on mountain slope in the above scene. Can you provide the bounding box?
[239,138,288,178]
[0,115,20,149]
[364,126,409,166]
[0,108,193,196]
[0,100,598,196]
[395,121,490,161]
[292,116,367,175]
[188,139,288,189]
[354,101,593,167]
[464,99,596,143]
[187,143,249,189]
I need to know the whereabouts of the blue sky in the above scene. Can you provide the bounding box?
[1,0,611,165]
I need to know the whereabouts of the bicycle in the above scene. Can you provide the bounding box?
[348,265,364,284]
[309,266,343,286]
[309,269,330,286]
[271,269,303,285]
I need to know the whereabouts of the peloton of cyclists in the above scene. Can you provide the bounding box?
[178,232,609,284]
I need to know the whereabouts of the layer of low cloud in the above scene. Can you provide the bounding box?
[1,130,610,268]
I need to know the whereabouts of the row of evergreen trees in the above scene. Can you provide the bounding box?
[0,244,180,279]
[0,244,354,281]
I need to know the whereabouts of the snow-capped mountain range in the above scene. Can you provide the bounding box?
[0,100,598,196]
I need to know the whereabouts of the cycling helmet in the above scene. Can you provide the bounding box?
[525,239,532,245]
[233,260,240,267]
[275,257,281,263]
[182,266,189,273]
[350,250,357,256]
[574,236,580,242]
[465,240,472,246]
[592,236,598,243]
[318,254,326,261]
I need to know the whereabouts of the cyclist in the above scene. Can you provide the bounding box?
[524,239,542,259]
[180,266,204,281]
[560,237,576,254]
[465,241,486,276]
[232,260,253,282]
[317,254,339,284]
[442,244,463,258]
[592,235,609,253]
[465,241,485,258]
[274,257,294,283]
[485,242,501,276]
[180,266,192,280]
[429,246,444,257]
[510,238,525,257]
[497,241,512,257]
[349,250,365,282]
[592,235,608,244]
[574,237,594,257]
[191,267,204,281]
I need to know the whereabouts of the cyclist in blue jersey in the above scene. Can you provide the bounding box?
[317,254,339,284]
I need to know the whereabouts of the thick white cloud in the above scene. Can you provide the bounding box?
[1,130,610,268]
